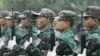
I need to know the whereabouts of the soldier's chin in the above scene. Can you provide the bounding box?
[56,29,64,32]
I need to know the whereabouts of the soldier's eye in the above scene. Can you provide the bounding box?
[84,17,89,20]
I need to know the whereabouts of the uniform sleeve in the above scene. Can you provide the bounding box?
[56,38,73,56]
[86,37,100,56]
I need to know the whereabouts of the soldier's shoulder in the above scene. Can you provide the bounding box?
[62,31,74,37]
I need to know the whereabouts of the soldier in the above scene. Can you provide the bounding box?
[18,10,39,56]
[18,10,39,40]
[0,11,29,56]
[2,11,26,45]
[31,8,55,56]
[0,11,9,37]
[0,11,10,47]
[77,6,100,56]
[52,10,76,56]
[0,11,9,56]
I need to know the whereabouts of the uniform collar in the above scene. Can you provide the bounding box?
[88,27,99,34]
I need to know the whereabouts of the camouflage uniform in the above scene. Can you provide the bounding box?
[76,6,100,56]
[54,10,76,56]
[0,11,9,56]
[18,10,39,40]
[0,11,29,56]
[31,8,56,56]
[18,10,39,56]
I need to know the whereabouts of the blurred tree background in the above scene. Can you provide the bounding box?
[0,0,100,14]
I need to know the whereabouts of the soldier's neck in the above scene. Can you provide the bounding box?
[60,27,71,33]
[88,25,98,31]
[22,25,30,32]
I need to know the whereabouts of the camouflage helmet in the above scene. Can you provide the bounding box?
[23,10,39,16]
[54,10,76,20]
[9,11,22,19]
[84,6,100,19]
[55,10,76,27]
[58,10,76,18]
[0,11,9,18]
[6,11,22,24]
[18,10,39,21]
[39,8,55,20]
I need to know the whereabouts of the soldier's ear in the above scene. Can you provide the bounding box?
[94,19,98,22]
[65,21,70,25]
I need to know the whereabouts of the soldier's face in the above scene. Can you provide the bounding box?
[6,20,12,27]
[37,17,49,28]
[56,20,69,32]
[84,16,97,28]
[21,18,30,27]
[0,18,7,26]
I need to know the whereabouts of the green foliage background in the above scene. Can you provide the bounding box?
[0,0,100,14]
